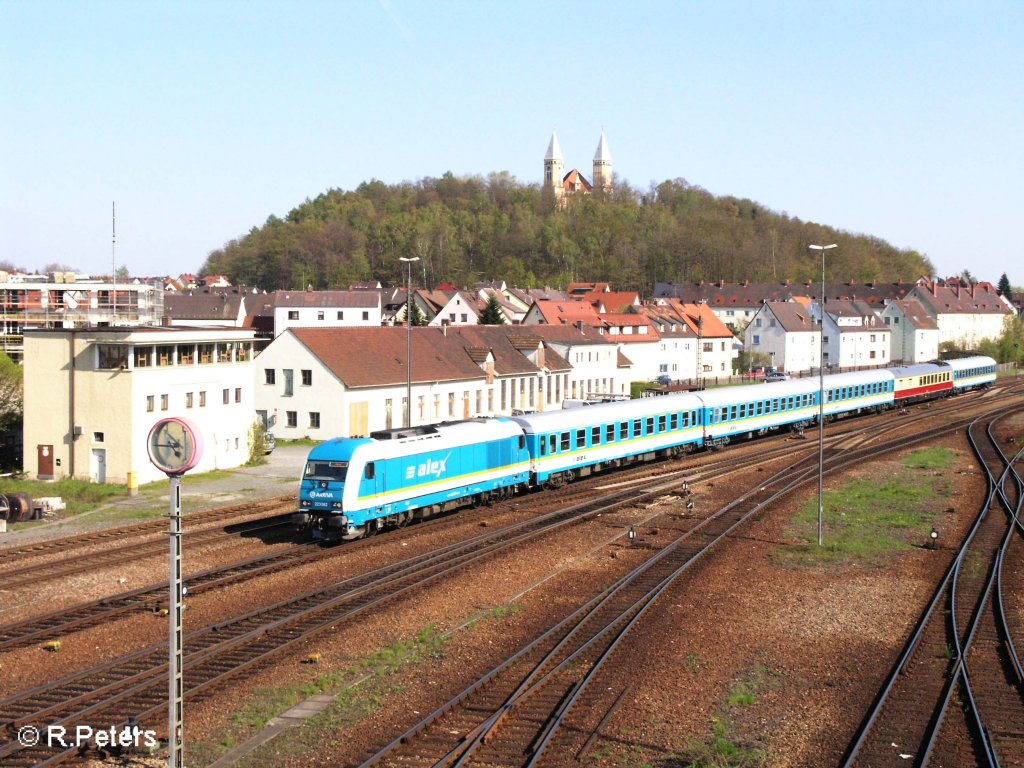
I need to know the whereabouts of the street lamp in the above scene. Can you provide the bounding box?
[809,243,837,546]
[400,256,420,427]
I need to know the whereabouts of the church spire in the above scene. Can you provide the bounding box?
[544,131,565,194]
[592,131,613,193]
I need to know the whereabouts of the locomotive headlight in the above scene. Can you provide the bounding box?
[333,502,343,509]
[301,499,311,507]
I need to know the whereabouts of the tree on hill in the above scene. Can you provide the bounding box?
[200,174,935,293]
[407,299,427,326]
[478,294,505,325]
[997,272,1012,297]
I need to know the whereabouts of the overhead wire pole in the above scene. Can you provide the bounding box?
[399,256,420,428]
[809,243,837,546]
[168,474,184,768]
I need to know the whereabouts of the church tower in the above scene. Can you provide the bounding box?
[593,131,613,193]
[544,131,565,196]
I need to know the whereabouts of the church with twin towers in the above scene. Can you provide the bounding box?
[543,131,613,200]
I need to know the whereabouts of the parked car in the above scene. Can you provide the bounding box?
[764,371,791,382]
[749,366,767,378]
[264,432,276,454]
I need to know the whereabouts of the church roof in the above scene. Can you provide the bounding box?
[545,131,564,161]
[593,131,612,164]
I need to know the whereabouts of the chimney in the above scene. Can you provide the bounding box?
[932,282,938,297]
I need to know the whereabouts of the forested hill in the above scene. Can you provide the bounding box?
[200,173,933,294]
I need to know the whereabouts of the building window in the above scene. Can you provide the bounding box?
[93,432,104,443]
[286,411,297,428]
[288,310,299,320]
[161,394,169,411]
[223,389,230,404]
[134,347,151,367]
[236,343,251,362]
[177,345,195,365]
[157,345,174,366]
[317,311,324,321]
[147,395,155,412]
[235,387,242,403]
[198,344,214,364]
[309,412,320,428]
[448,392,455,417]
[301,369,312,386]
[186,392,194,408]
[752,335,760,345]
[362,311,369,321]
[703,342,713,352]
[265,369,276,385]
[337,311,344,320]
[96,345,128,370]
[216,342,231,362]
[283,369,294,397]
[870,334,876,342]
[199,391,206,407]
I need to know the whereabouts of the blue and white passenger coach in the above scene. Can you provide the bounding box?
[511,393,705,486]
[294,419,530,540]
[946,355,997,392]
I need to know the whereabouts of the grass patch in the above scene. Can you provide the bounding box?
[676,667,774,768]
[772,447,956,568]
[187,623,457,767]
[0,476,129,524]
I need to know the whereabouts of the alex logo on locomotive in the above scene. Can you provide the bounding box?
[405,452,452,481]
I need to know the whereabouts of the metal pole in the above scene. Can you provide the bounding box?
[169,474,184,768]
[809,243,836,547]
[818,251,825,547]
[406,262,412,428]
[400,256,420,428]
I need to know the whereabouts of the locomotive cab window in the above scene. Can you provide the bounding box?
[305,461,348,481]
[364,462,375,479]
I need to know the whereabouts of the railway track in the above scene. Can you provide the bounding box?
[842,412,1024,767]
[0,472,706,767]
[0,511,296,592]
[0,392,984,654]
[0,494,295,566]
[353,410,996,766]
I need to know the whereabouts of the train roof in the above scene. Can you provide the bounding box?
[696,369,892,407]
[943,355,997,372]
[888,362,949,378]
[510,392,705,434]
[306,418,525,462]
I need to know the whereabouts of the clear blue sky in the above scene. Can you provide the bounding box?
[2,1,1021,286]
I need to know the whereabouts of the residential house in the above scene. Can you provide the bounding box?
[274,290,383,334]
[743,301,820,373]
[909,280,1012,349]
[879,300,940,363]
[813,299,891,370]
[163,288,251,328]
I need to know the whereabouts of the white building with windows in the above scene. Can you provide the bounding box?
[743,301,820,373]
[813,299,891,370]
[23,327,258,485]
[880,299,940,363]
[253,326,573,439]
[273,290,382,334]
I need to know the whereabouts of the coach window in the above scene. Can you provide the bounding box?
[548,435,557,454]
[756,402,763,416]
[606,424,615,442]
[591,426,601,445]
[670,413,679,430]
[576,430,586,449]
[560,432,570,452]
[682,412,690,428]
[645,418,654,435]
[620,421,629,440]
[632,419,641,437]
[730,406,738,421]
[658,416,666,432]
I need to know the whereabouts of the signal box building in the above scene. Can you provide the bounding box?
[23,326,258,486]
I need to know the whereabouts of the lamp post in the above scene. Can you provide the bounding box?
[809,243,837,546]
[399,256,420,427]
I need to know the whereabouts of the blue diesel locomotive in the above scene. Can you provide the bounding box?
[293,356,996,540]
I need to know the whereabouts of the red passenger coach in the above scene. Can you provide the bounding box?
[891,362,953,404]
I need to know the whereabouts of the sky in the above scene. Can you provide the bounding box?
[2,1,1022,286]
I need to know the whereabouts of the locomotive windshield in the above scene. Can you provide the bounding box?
[304,460,349,481]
